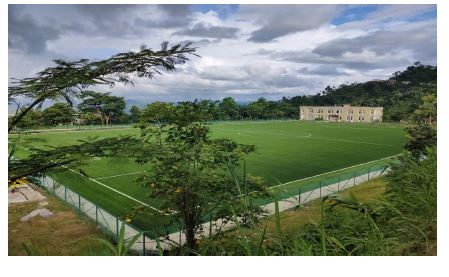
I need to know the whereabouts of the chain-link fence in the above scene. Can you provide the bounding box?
[260,164,390,214]
[37,163,391,254]
[38,175,160,255]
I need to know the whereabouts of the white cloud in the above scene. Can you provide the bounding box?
[8,4,437,105]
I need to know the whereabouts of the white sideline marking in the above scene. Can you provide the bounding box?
[95,171,146,180]
[9,142,169,215]
[269,154,399,190]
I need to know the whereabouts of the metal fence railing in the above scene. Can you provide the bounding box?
[260,164,390,214]
[39,175,156,255]
[37,163,391,254]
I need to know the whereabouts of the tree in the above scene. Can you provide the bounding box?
[8,42,197,187]
[78,91,126,125]
[135,101,268,251]
[41,103,75,126]
[414,93,437,124]
[140,101,173,125]
[81,111,101,125]
[129,105,142,123]
[11,108,42,129]
[140,101,174,146]
[8,42,197,132]
[404,89,437,158]
[218,97,240,120]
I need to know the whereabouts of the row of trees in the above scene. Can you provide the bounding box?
[13,91,127,128]
[11,62,437,129]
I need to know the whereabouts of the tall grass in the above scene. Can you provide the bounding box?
[197,147,436,255]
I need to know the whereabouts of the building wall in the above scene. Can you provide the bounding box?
[299,104,383,123]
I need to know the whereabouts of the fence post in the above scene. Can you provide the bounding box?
[319,181,322,198]
[115,218,119,241]
[78,194,81,213]
[179,223,182,245]
[95,206,98,224]
[64,187,67,202]
[337,175,340,192]
[353,172,356,187]
[142,233,146,256]
[298,186,302,205]
[209,214,212,238]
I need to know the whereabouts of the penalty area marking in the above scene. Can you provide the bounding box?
[9,142,170,215]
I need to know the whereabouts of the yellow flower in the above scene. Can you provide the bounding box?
[175,187,182,193]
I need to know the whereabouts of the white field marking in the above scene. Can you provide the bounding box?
[95,171,147,180]
[237,130,311,138]
[306,136,398,147]
[9,142,170,215]
[235,129,398,147]
[268,154,399,190]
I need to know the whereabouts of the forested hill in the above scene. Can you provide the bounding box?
[285,62,437,121]
[14,63,437,128]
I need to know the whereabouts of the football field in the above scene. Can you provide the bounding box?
[10,120,407,232]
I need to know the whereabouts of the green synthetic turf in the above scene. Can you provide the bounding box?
[9,120,406,232]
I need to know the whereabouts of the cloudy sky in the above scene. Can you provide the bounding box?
[8,4,437,105]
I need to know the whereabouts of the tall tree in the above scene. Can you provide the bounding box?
[10,108,42,129]
[136,101,268,251]
[218,97,240,120]
[404,88,437,158]
[8,42,197,132]
[139,101,174,146]
[41,103,75,126]
[8,42,197,186]
[129,105,142,123]
[78,91,126,125]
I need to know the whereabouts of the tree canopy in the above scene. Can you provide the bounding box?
[41,103,75,126]
[8,42,197,132]
[78,91,126,125]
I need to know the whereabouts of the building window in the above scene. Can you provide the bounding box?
[308,114,313,119]
[371,110,374,115]
[350,110,353,114]
[309,108,313,113]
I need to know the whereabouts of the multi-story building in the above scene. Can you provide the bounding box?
[299,104,383,123]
